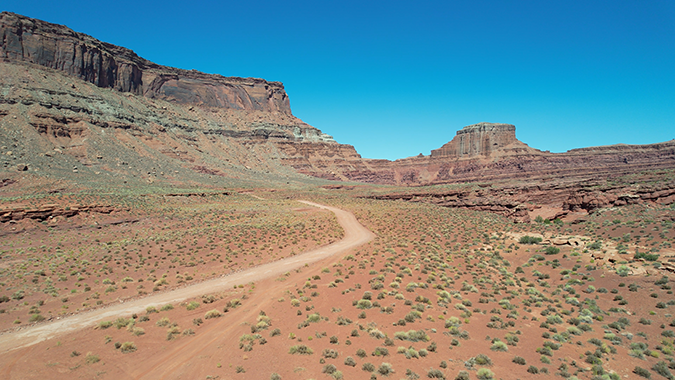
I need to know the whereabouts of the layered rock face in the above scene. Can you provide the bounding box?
[1,12,673,201]
[430,122,532,158]
[0,12,371,188]
[0,12,292,113]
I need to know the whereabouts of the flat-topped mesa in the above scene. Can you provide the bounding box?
[430,122,523,158]
[0,11,291,114]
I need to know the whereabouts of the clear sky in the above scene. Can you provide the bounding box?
[4,0,675,160]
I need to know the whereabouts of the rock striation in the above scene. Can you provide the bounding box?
[430,122,534,158]
[0,12,292,113]
[0,11,673,218]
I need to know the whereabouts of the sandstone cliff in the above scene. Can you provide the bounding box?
[430,122,536,158]
[1,12,673,198]
[0,12,292,114]
[0,12,373,189]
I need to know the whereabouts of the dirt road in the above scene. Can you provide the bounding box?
[0,200,374,354]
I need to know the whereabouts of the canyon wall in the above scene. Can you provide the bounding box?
[0,12,291,113]
[1,12,673,195]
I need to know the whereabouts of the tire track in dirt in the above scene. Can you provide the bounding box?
[0,200,374,361]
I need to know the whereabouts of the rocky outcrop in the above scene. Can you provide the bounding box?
[430,122,535,158]
[0,12,292,113]
[368,175,675,222]
[0,204,119,222]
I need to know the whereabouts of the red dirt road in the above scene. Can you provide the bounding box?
[0,201,374,358]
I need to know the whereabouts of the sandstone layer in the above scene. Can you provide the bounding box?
[1,12,674,220]
[0,12,376,189]
[0,12,290,113]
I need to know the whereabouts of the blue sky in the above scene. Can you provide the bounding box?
[4,0,675,159]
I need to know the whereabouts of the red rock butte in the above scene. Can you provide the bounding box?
[430,122,532,158]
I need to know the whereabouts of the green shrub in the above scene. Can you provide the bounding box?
[85,353,100,364]
[160,304,174,311]
[545,246,560,255]
[490,341,508,351]
[289,345,313,355]
[519,236,542,244]
[512,356,526,365]
[476,368,494,379]
[362,362,376,372]
[427,368,445,379]
[634,366,651,378]
[205,309,221,319]
[120,342,137,353]
[98,320,113,329]
[378,362,394,376]
[652,361,671,378]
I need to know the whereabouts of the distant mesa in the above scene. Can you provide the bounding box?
[430,122,534,158]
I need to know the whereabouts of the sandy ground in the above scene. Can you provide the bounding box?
[0,200,374,355]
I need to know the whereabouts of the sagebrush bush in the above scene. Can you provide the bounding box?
[120,341,137,353]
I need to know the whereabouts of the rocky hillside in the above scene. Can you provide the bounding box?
[0,12,377,189]
[0,11,673,193]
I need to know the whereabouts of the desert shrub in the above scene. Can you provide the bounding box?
[146,306,158,314]
[427,368,445,379]
[160,304,174,311]
[186,301,200,310]
[322,348,339,359]
[527,366,539,374]
[270,328,281,337]
[362,362,376,372]
[344,356,357,367]
[455,371,470,380]
[116,317,136,329]
[545,246,560,255]
[204,309,221,319]
[378,362,395,376]
[373,346,389,356]
[635,251,660,261]
[99,321,113,329]
[322,364,337,374]
[476,368,494,379]
[356,348,367,358]
[85,353,100,364]
[166,326,180,340]
[120,342,137,353]
[289,345,313,355]
[270,373,282,380]
[512,356,526,365]
[634,366,651,378]
[652,361,672,378]
[474,354,492,366]
[519,236,542,244]
[490,341,508,351]
[131,327,145,336]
